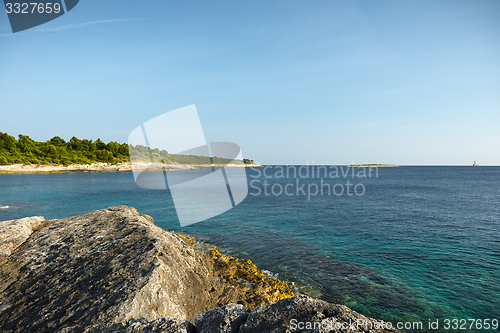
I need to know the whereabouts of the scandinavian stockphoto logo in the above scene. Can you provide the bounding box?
[128,105,248,227]
[3,0,79,33]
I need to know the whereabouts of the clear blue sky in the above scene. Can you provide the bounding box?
[1,0,499,165]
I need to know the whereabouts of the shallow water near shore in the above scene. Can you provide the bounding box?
[1,166,499,332]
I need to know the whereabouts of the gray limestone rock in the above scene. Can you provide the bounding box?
[0,216,45,264]
[238,295,402,333]
[86,317,195,333]
[126,317,195,333]
[0,207,251,332]
[195,303,248,333]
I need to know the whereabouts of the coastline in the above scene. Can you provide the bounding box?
[0,162,263,174]
[0,206,402,332]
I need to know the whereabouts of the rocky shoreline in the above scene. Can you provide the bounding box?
[0,207,401,332]
[0,162,263,174]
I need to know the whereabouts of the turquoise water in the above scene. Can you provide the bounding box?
[0,166,499,332]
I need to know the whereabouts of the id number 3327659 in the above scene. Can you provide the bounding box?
[5,2,62,14]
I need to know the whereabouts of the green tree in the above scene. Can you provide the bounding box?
[106,141,120,156]
[95,138,106,151]
[50,136,66,147]
[0,132,16,151]
[17,134,36,153]
[118,143,129,156]
[69,136,83,151]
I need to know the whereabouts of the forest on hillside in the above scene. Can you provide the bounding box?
[0,132,253,166]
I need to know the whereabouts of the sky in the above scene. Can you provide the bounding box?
[1,0,499,165]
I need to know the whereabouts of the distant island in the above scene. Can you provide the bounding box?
[348,164,400,167]
[0,132,260,173]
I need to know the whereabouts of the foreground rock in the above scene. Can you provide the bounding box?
[0,216,45,264]
[90,296,401,333]
[0,207,402,333]
[0,207,270,332]
[91,317,196,333]
[239,295,399,333]
[195,304,248,333]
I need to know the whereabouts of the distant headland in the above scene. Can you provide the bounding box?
[0,132,261,173]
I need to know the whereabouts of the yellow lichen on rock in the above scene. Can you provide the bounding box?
[172,234,295,308]
[177,233,199,246]
[203,243,295,304]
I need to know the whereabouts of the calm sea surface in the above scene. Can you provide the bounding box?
[1,166,499,332]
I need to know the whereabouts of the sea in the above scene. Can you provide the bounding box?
[0,166,499,332]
